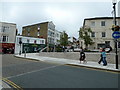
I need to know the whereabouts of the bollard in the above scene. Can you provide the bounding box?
[24,50,26,57]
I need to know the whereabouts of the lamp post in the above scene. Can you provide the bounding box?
[112,0,118,69]
[112,0,117,25]
[19,40,22,55]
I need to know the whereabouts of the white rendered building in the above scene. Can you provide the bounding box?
[15,36,45,54]
[0,22,17,53]
[80,17,120,50]
[0,22,16,43]
[54,30,61,45]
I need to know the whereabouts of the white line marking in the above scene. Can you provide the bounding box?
[6,65,61,79]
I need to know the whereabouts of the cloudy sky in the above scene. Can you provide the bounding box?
[0,0,120,38]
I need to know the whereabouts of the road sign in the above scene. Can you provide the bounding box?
[112,31,120,39]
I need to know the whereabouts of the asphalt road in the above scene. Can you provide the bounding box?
[2,54,119,88]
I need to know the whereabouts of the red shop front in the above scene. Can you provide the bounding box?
[0,43,15,54]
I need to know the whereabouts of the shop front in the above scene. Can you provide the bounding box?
[22,43,46,53]
[0,43,15,54]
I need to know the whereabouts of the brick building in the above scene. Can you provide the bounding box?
[22,21,61,50]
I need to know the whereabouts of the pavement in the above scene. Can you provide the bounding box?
[0,80,11,89]
[14,53,120,72]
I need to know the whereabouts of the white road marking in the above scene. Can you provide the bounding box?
[6,65,61,79]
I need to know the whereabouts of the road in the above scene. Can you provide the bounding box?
[2,54,119,88]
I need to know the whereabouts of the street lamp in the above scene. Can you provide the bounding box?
[112,0,117,25]
[19,39,22,55]
[112,0,119,69]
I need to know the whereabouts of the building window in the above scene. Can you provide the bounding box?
[91,32,95,37]
[48,31,54,37]
[2,26,6,32]
[34,40,36,44]
[56,33,59,37]
[27,28,30,32]
[2,36,6,42]
[2,36,8,42]
[101,21,106,26]
[27,28,30,36]
[105,41,110,47]
[27,39,30,43]
[102,32,106,37]
[37,32,40,36]
[91,21,95,26]
[2,26,9,32]
[38,25,40,30]
[42,40,44,44]
[6,36,8,42]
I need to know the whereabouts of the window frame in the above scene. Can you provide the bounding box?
[91,21,95,27]
[91,32,95,37]
[101,21,106,26]
[102,32,106,37]
[2,36,8,42]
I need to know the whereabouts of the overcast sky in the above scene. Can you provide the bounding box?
[0,0,120,38]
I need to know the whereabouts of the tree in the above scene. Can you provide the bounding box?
[60,31,68,47]
[79,26,94,49]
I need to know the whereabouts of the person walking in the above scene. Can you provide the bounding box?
[101,48,107,66]
[98,48,103,64]
[79,49,86,63]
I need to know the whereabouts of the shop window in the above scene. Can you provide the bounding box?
[27,39,30,43]
[42,40,44,44]
[34,40,36,44]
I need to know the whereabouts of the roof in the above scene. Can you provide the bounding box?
[0,22,16,25]
[22,21,50,28]
[84,17,120,20]
[83,17,120,27]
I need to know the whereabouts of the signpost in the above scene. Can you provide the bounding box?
[112,31,120,39]
[112,31,120,69]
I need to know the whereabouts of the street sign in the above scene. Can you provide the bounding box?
[112,31,120,39]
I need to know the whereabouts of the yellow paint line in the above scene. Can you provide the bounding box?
[2,78,23,90]
[65,64,120,74]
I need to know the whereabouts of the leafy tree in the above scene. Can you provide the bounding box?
[79,26,94,49]
[60,31,68,47]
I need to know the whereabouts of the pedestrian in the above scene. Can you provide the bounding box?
[99,48,107,66]
[98,48,103,64]
[62,46,65,52]
[102,48,107,66]
[79,49,86,63]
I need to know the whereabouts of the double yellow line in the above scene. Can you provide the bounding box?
[2,78,23,90]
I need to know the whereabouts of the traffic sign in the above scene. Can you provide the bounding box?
[112,31,120,39]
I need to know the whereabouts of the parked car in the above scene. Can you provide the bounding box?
[73,48,82,52]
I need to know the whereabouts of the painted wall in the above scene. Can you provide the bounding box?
[82,18,120,49]
[0,22,16,43]
[15,36,45,54]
